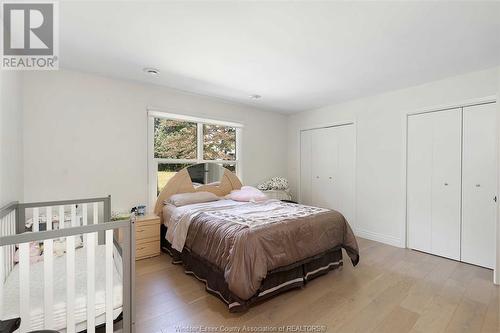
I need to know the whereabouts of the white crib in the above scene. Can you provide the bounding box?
[0,197,135,333]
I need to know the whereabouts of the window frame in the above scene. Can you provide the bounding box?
[147,110,243,208]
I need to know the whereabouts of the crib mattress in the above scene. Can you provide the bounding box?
[2,245,123,332]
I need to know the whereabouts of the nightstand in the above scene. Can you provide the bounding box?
[134,213,161,260]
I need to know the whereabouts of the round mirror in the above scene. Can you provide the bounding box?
[187,163,225,187]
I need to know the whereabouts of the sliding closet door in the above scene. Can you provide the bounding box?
[311,127,337,209]
[430,109,462,260]
[462,103,497,268]
[300,130,313,205]
[301,124,355,225]
[407,109,461,260]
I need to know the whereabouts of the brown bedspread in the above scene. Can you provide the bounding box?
[183,203,359,300]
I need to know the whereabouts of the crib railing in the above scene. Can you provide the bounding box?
[0,197,135,333]
[16,196,111,234]
[0,202,17,304]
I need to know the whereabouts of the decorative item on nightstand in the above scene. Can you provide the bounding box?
[257,176,293,201]
[134,213,161,260]
[130,205,146,216]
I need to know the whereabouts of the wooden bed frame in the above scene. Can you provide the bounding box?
[154,166,242,223]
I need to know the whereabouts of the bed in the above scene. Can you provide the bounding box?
[155,163,359,312]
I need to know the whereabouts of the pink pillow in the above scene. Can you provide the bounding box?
[227,186,268,202]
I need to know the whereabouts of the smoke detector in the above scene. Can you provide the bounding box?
[143,67,160,76]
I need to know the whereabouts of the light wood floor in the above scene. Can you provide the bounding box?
[134,238,500,333]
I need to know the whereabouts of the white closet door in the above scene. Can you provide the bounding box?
[300,130,313,205]
[311,127,337,208]
[322,126,340,210]
[408,108,461,260]
[408,113,433,253]
[430,109,462,260]
[462,103,497,268]
[301,124,355,228]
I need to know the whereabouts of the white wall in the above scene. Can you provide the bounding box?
[0,71,23,206]
[22,70,288,212]
[288,67,499,247]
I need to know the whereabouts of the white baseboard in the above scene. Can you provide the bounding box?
[354,228,405,248]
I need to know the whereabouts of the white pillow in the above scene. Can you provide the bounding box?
[167,191,219,207]
[226,186,268,202]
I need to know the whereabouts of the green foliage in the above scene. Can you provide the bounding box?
[154,119,197,159]
[203,124,236,160]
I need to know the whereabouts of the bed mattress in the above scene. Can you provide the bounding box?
[2,245,123,332]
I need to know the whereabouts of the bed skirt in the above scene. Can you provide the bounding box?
[160,225,344,312]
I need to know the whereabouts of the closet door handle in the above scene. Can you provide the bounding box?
[494,196,497,203]
[444,183,449,186]
[315,176,320,179]
[475,184,481,187]
[328,176,332,180]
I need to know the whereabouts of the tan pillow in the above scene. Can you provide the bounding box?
[167,191,219,207]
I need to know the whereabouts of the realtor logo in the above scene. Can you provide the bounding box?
[1,1,59,70]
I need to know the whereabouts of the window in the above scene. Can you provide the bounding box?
[148,111,242,206]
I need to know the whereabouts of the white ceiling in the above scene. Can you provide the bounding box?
[60,1,500,113]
